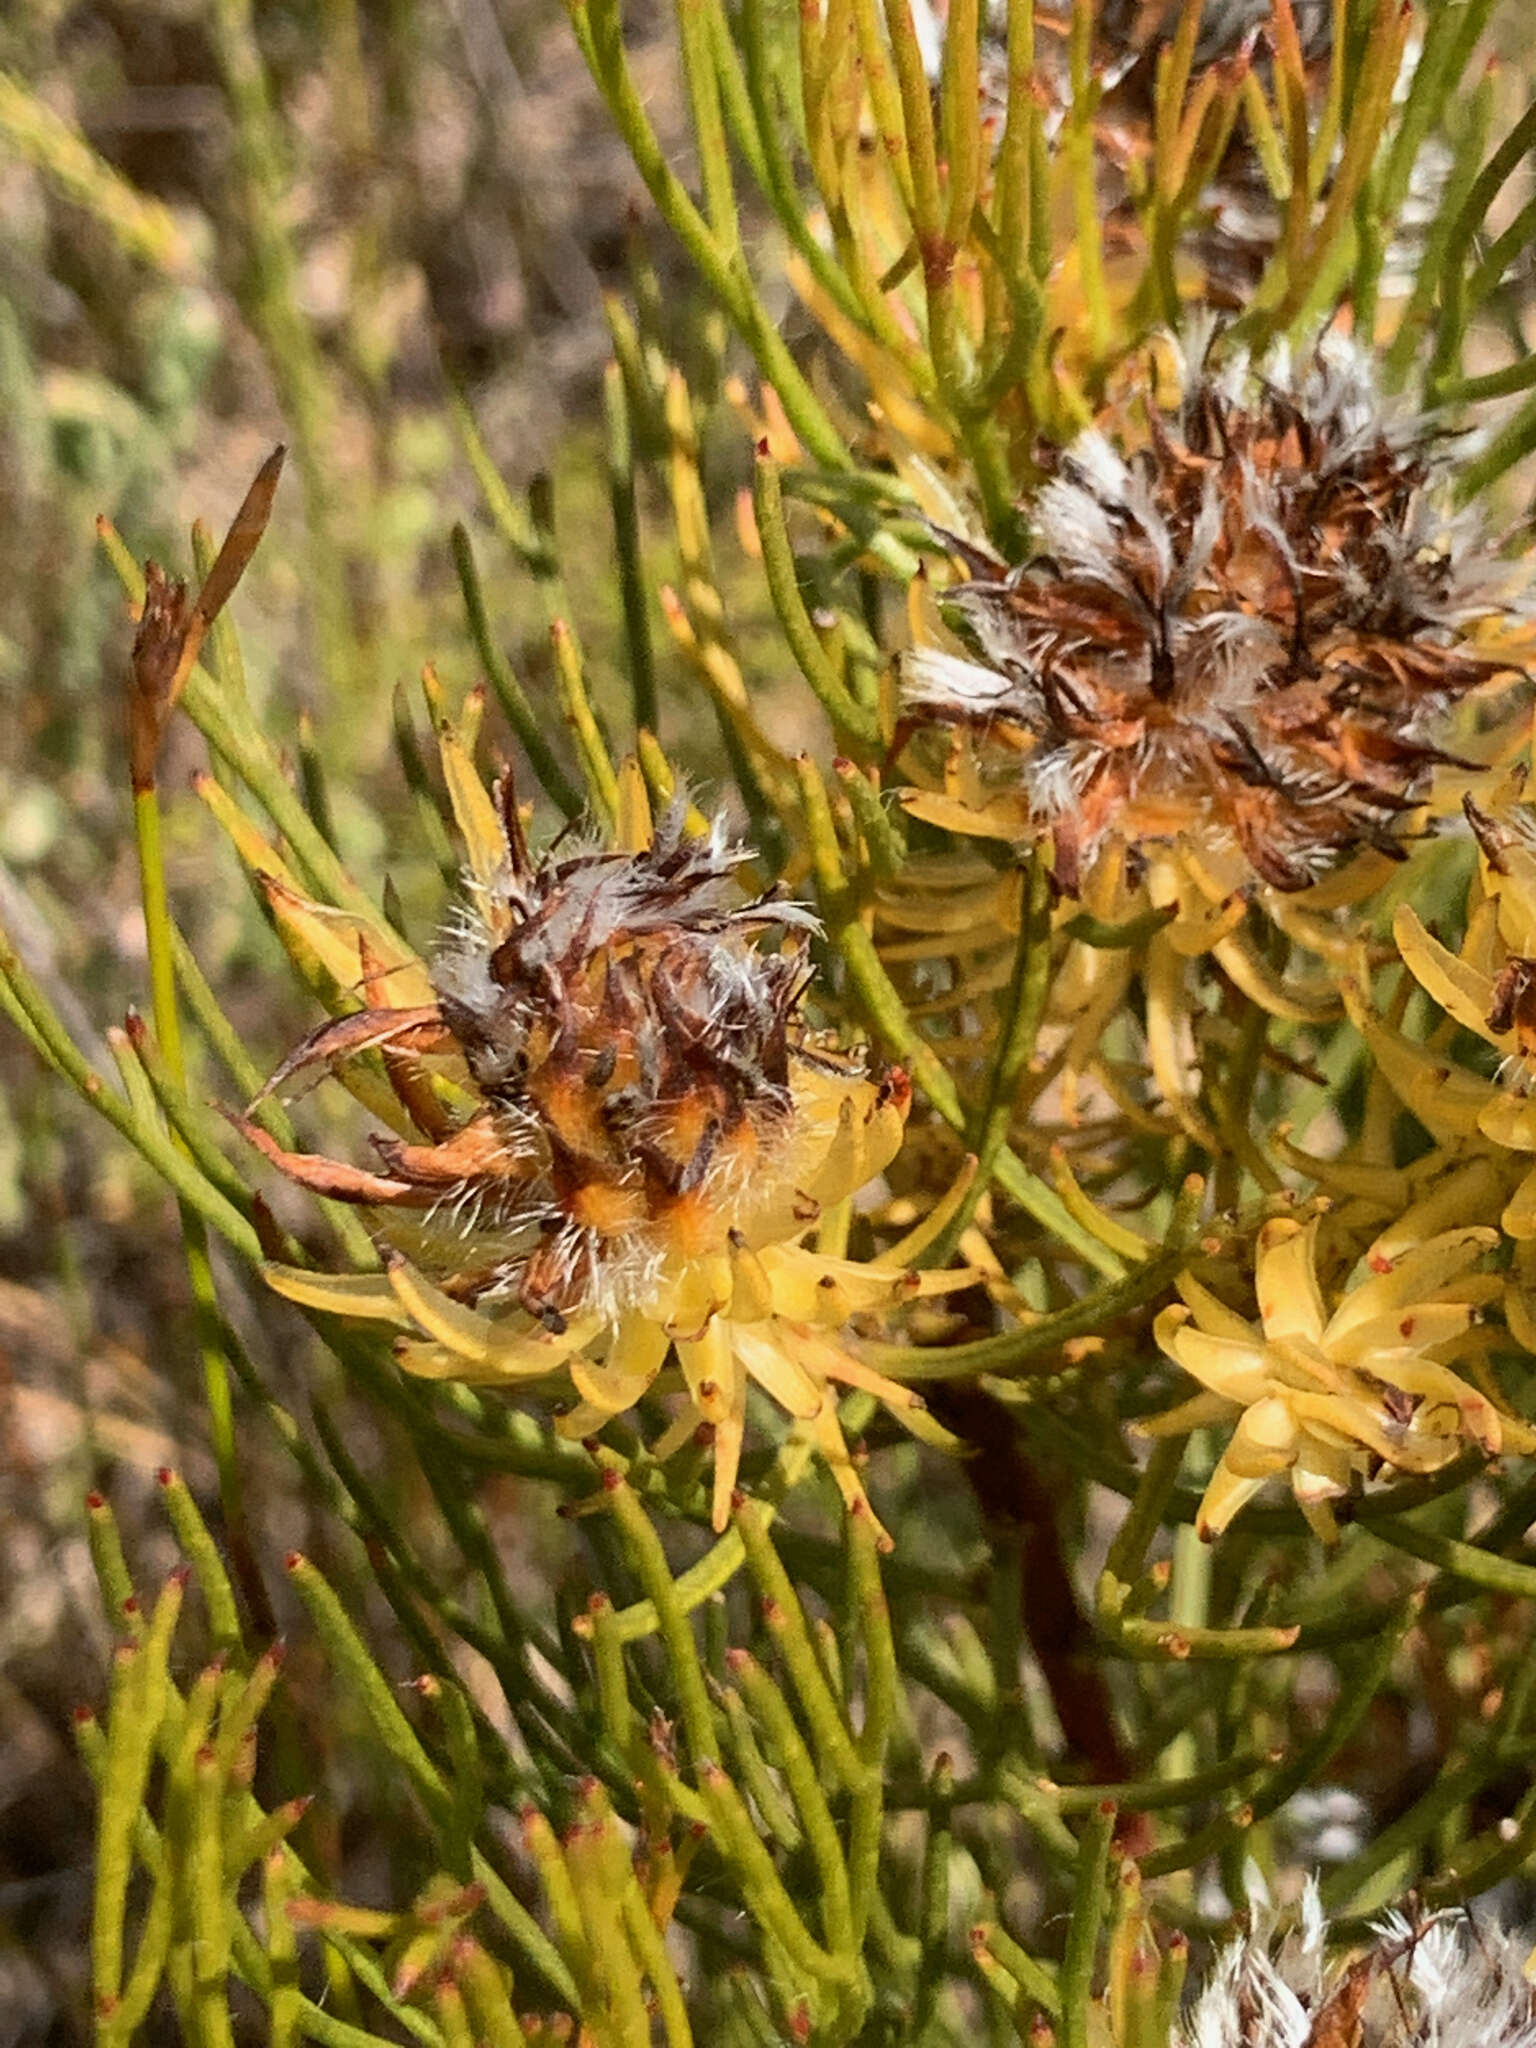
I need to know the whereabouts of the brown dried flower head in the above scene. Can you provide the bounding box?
[420,804,856,1320]
[256,794,897,1324]
[904,334,1524,895]
[246,766,951,1533]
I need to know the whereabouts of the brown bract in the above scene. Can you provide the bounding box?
[127,446,285,791]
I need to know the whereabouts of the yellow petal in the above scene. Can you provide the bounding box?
[1195,1456,1273,1541]
[872,1156,980,1270]
[1263,895,1361,965]
[385,1257,498,1359]
[1255,1217,1327,1344]
[1322,1301,1479,1367]
[675,1320,733,1421]
[1489,848,1536,956]
[729,1322,823,1420]
[1503,1164,1536,1240]
[649,1401,706,1465]
[1174,1272,1260,1342]
[1155,1308,1271,1404]
[901,788,1031,841]
[878,885,1011,935]
[1144,936,1218,1146]
[1285,1390,1460,1474]
[614,756,654,854]
[436,717,509,906]
[1280,850,1397,912]
[779,1321,926,1411]
[1290,1429,1353,1508]
[1362,1352,1503,1455]
[264,881,435,1010]
[860,1087,910,1186]
[800,1396,890,1547]
[395,1337,534,1385]
[1478,1091,1536,1154]
[1341,978,1496,1138]
[709,1341,748,1533]
[1367,1158,1506,1264]
[760,1246,900,1323]
[1326,1228,1497,1348]
[1153,1302,1192,1359]
[389,1261,603,1377]
[1162,891,1247,958]
[262,1264,404,1323]
[1506,1271,1536,1354]
[660,1255,732,1341]
[1211,930,1338,1023]
[1268,1132,1415,1210]
[1049,1146,1154,1263]
[196,773,301,889]
[567,1315,671,1418]
[554,1400,625,1438]
[1222,1397,1300,1479]
[728,1238,777,1322]
[1393,905,1509,1050]
[1134,1390,1242,1437]
[608,1311,673,1382]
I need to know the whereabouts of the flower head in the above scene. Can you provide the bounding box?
[904,334,1520,896]
[1145,1204,1525,1541]
[243,745,963,1536]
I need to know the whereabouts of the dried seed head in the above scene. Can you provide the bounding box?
[904,335,1523,894]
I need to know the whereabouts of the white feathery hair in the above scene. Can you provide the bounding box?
[1178,1877,1536,2048]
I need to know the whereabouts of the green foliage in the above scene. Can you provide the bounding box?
[9,0,1536,2041]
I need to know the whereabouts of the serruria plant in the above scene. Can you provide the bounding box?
[7,0,1536,2041]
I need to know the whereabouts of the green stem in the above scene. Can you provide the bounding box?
[568,0,860,483]
[1374,1514,1536,1600]
[602,362,658,736]
[1136,1596,1419,1879]
[132,782,259,1625]
[1061,1800,1115,2048]
[449,524,582,817]
[754,456,881,748]
[1429,99,1536,396]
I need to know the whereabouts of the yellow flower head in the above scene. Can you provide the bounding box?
[244,752,964,1537]
[1146,1208,1525,1541]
